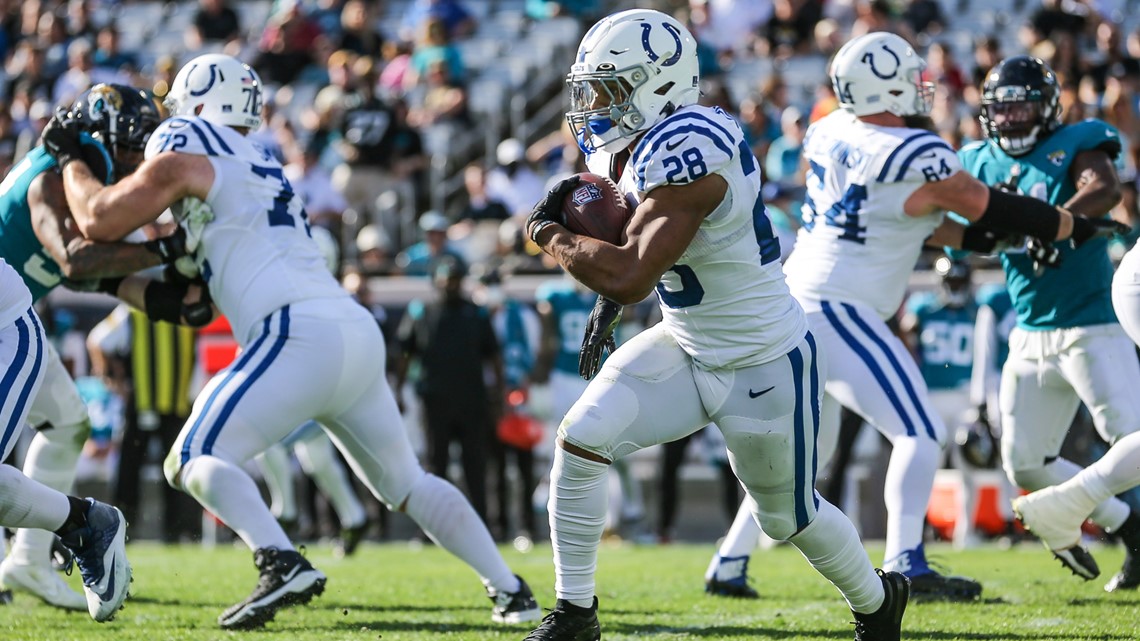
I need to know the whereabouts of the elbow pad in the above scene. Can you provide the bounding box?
[977,187,1062,241]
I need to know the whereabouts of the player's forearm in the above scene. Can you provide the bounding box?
[543,228,654,305]
[58,238,162,280]
[1064,178,1123,221]
[60,161,110,238]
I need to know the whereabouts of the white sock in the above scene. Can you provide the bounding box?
[13,421,87,565]
[611,457,643,518]
[882,436,940,564]
[403,473,519,594]
[1051,432,1140,519]
[1015,457,1130,530]
[706,499,762,580]
[549,447,609,608]
[257,445,296,521]
[788,498,884,614]
[296,433,367,528]
[180,455,292,551]
[0,465,70,532]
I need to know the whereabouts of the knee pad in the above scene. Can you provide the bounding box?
[723,424,802,541]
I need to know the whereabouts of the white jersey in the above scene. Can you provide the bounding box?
[587,104,805,369]
[146,116,349,343]
[0,257,31,329]
[784,110,960,319]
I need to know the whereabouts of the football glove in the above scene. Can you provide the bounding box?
[1069,214,1131,248]
[144,226,199,280]
[527,174,580,244]
[40,108,84,169]
[182,283,214,328]
[579,295,622,380]
[1026,236,1062,274]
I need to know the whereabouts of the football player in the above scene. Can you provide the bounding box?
[954,55,1140,591]
[524,10,910,641]
[706,35,1125,603]
[46,53,541,629]
[0,83,197,610]
[0,257,130,622]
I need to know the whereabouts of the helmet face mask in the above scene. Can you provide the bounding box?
[979,56,1060,156]
[72,83,162,179]
[567,9,699,154]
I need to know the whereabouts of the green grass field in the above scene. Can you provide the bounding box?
[2,541,1138,640]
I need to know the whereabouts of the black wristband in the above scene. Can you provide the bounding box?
[97,276,124,295]
[143,238,175,264]
[960,225,1000,253]
[143,280,190,324]
[978,187,1062,241]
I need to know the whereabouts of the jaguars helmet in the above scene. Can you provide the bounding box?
[71,83,163,177]
[979,56,1061,157]
[165,53,263,130]
[830,32,933,117]
[566,9,699,153]
[934,256,972,308]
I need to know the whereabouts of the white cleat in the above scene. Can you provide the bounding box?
[0,557,87,611]
[1013,489,1100,580]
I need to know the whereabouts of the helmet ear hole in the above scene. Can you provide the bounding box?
[194,104,204,115]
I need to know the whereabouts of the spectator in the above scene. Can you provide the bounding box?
[850,0,913,41]
[925,42,967,99]
[764,106,806,183]
[92,24,138,75]
[457,163,510,224]
[527,0,603,21]
[395,210,466,276]
[406,16,465,89]
[333,0,383,58]
[39,10,72,82]
[13,98,50,162]
[396,256,502,524]
[355,223,394,276]
[400,0,476,42]
[406,57,468,128]
[254,0,324,85]
[486,138,546,218]
[309,0,346,39]
[285,135,348,235]
[902,0,945,36]
[187,0,242,51]
[0,107,17,176]
[738,94,779,163]
[378,40,414,96]
[765,0,824,56]
[689,0,771,57]
[53,38,127,107]
[5,40,53,108]
[66,0,97,43]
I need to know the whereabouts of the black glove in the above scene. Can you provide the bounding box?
[60,276,123,295]
[1069,214,1131,248]
[145,227,201,282]
[41,109,84,169]
[578,295,622,380]
[1026,236,1062,274]
[527,174,581,244]
[181,283,214,328]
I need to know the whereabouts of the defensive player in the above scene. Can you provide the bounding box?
[0,83,192,609]
[707,34,1124,602]
[954,56,1140,590]
[0,256,130,622]
[524,10,910,641]
[48,53,541,629]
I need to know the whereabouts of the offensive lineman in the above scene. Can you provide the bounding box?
[0,84,196,609]
[46,53,542,629]
[524,10,910,641]
[954,56,1140,591]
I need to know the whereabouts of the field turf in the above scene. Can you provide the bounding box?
[1,541,1138,640]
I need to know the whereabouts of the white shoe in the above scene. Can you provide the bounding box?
[0,557,87,610]
[1013,489,1100,580]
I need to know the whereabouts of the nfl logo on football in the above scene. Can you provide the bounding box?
[572,184,603,206]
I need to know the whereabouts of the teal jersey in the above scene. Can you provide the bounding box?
[975,283,1015,370]
[535,280,597,376]
[0,138,112,301]
[957,119,1122,330]
[907,292,976,390]
[499,300,534,388]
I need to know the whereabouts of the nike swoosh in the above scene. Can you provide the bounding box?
[665,136,689,151]
[748,386,775,399]
[93,553,116,600]
[281,565,302,582]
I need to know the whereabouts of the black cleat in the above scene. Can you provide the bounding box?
[523,597,601,641]
[334,522,368,558]
[908,570,983,601]
[705,554,760,599]
[490,574,542,624]
[1105,547,1140,592]
[853,569,909,641]
[0,589,11,605]
[218,547,327,629]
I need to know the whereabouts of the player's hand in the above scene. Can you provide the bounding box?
[145,226,199,280]
[527,174,581,245]
[41,108,84,169]
[1026,236,1061,274]
[579,295,622,380]
[181,282,214,328]
[1068,214,1131,248]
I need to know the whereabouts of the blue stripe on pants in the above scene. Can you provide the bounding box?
[840,303,938,440]
[805,331,820,510]
[788,344,808,530]
[201,306,292,456]
[0,312,38,458]
[181,312,276,465]
[820,301,918,437]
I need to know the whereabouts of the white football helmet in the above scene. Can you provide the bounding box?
[165,53,263,130]
[830,33,933,117]
[567,9,699,153]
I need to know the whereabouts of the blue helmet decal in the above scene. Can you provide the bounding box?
[188,63,225,97]
[861,44,901,80]
[641,22,682,67]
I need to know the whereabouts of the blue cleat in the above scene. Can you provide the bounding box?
[58,499,131,622]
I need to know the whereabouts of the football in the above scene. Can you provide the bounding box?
[560,172,631,245]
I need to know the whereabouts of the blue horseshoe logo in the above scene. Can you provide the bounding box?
[188,63,226,97]
[861,44,901,79]
[641,22,683,67]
